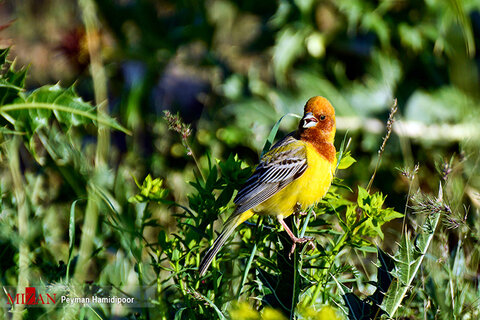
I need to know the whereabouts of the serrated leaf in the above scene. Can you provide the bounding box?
[381,193,442,317]
[343,293,370,320]
[0,53,27,106]
[23,84,93,127]
[1,84,130,135]
[342,248,394,319]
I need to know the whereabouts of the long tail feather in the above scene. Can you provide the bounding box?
[199,210,253,276]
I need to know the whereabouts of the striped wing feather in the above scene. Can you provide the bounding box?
[233,134,307,214]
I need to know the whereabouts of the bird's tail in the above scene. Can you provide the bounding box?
[198,210,254,276]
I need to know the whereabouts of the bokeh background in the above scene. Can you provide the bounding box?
[1,0,480,318]
[2,0,479,207]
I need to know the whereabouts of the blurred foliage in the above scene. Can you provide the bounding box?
[0,0,479,319]
[129,174,169,203]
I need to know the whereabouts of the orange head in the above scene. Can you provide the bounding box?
[298,96,336,144]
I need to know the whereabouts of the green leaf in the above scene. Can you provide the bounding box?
[216,186,235,209]
[0,53,27,106]
[357,186,370,208]
[261,113,301,157]
[350,187,403,240]
[66,199,82,282]
[129,175,169,203]
[0,84,131,135]
[174,307,187,320]
[381,191,443,317]
[0,47,9,66]
[342,248,395,319]
[337,152,356,170]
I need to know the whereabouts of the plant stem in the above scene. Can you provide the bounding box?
[185,139,205,181]
[308,232,348,306]
[291,217,302,320]
[291,245,299,320]
[137,261,150,317]
[367,99,398,192]
[79,0,110,166]
[70,4,110,318]
[236,217,262,299]
[299,207,313,238]
[237,243,257,299]
[402,176,414,234]
[73,188,99,285]
[7,137,29,320]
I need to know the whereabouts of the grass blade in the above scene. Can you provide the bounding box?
[261,113,301,157]
[66,199,82,283]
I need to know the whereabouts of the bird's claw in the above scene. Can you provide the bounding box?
[288,236,315,259]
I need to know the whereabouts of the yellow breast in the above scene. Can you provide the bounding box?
[252,142,334,217]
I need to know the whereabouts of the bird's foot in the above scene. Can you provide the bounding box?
[288,236,315,258]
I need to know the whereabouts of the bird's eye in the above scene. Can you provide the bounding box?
[320,115,326,121]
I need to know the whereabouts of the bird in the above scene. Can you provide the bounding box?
[199,96,336,276]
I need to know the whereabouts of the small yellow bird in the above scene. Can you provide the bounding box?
[199,96,336,276]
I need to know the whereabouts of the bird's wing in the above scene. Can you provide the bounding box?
[233,134,307,213]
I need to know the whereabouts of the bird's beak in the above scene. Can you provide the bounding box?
[302,112,318,128]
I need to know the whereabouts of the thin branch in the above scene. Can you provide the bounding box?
[367,99,398,192]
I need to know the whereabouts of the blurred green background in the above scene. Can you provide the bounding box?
[2,0,479,206]
[1,0,480,318]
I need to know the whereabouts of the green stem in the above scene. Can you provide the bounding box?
[402,178,414,234]
[291,246,299,320]
[291,207,313,316]
[236,217,263,299]
[68,188,99,320]
[73,189,99,285]
[299,207,313,238]
[137,261,150,318]
[7,137,29,320]
[69,3,111,318]
[236,243,257,299]
[157,265,162,303]
[185,139,205,181]
[308,232,348,306]
[79,0,110,166]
